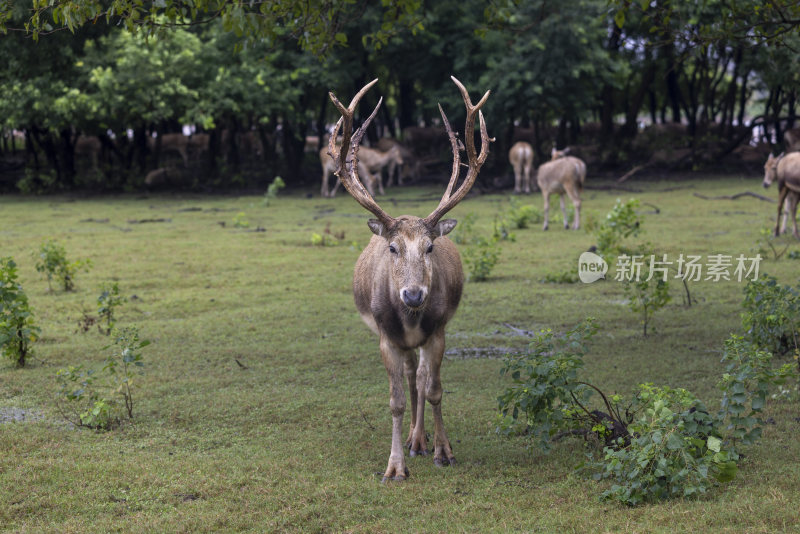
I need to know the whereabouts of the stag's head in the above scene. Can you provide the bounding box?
[328,77,491,311]
[551,146,570,160]
[763,153,782,188]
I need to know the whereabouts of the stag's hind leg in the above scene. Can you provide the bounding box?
[787,192,799,239]
[420,332,455,467]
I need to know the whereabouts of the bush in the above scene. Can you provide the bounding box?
[0,257,40,367]
[624,271,671,336]
[497,320,797,505]
[463,236,501,282]
[262,176,286,206]
[97,282,127,335]
[591,198,642,258]
[34,240,91,292]
[741,275,799,358]
[505,197,541,229]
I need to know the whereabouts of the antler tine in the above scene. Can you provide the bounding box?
[424,77,492,227]
[328,79,395,227]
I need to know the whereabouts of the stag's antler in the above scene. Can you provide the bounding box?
[329,76,491,230]
[328,79,396,229]
[423,76,492,227]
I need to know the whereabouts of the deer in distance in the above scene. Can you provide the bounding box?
[508,141,534,194]
[763,152,800,239]
[328,77,491,482]
[327,144,404,198]
[537,147,586,230]
[319,145,380,198]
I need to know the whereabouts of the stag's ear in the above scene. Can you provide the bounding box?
[367,219,386,236]
[435,219,458,237]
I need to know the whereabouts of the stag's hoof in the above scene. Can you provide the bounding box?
[381,466,410,483]
[407,432,429,457]
[409,447,429,457]
[433,456,456,467]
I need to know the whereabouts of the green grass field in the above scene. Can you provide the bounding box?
[1,175,799,533]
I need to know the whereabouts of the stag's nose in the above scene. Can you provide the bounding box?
[763,181,770,189]
[401,287,426,308]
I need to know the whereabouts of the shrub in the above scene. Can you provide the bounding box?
[463,236,501,282]
[0,257,40,367]
[741,275,799,359]
[97,282,127,335]
[262,176,286,206]
[624,271,671,336]
[505,197,541,229]
[232,212,250,228]
[592,199,642,258]
[34,240,91,291]
[497,320,797,506]
[56,326,149,429]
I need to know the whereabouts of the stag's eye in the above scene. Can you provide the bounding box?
[426,243,434,254]
[389,244,398,254]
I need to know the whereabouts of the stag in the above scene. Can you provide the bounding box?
[763,152,800,239]
[508,141,533,194]
[329,77,491,482]
[537,147,586,230]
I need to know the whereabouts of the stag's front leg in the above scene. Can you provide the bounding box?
[775,187,789,237]
[542,191,550,230]
[420,331,455,467]
[788,194,800,239]
[403,350,423,453]
[560,196,569,229]
[380,336,410,482]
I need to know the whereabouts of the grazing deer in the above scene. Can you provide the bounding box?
[329,77,491,482]
[329,145,403,197]
[508,141,533,193]
[537,148,586,230]
[319,146,379,198]
[763,152,800,239]
[376,138,420,186]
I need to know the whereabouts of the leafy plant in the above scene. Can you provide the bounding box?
[505,197,541,229]
[311,223,345,247]
[97,282,127,335]
[492,214,516,242]
[232,212,250,229]
[34,240,91,291]
[55,326,149,429]
[541,269,580,284]
[463,236,501,282]
[0,257,40,367]
[497,320,797,506]
[741,275,800,360]
[591,198,642,258]
[262,176,286,206]
[451,212,477,245]
[624,271,671,337]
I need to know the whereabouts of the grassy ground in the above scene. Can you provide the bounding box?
[1,175,799,533]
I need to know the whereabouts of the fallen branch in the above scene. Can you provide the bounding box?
[693,191,775,203]
[617,164,646,183]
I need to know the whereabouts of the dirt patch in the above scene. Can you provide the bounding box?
[0,407,44,424]
[445,347,518,360]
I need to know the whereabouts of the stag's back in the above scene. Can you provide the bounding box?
[537,156,586,193]
[778,152,800,185]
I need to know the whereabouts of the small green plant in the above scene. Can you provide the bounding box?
[97,282,127,335]
[451,213,477,245]
[262,176,286,206]
[741,275,800,360]
[492,214,516,242]
[0,257,40,367]
[311,223,345,247]
[463,236,501,281]
[592,199,642,258]
[754,226,789,260]
[232,212,250,229]
[34,240,91,291]
[541,269,580,284]
[505,197,541,229]
[624,271,671,337]
[788,250,800,260]
[56,326,149,429]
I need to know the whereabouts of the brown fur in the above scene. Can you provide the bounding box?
[537,152,586,230]
[763,152,800,238]
[509,141,534,194]
[329,145,403,197]
[375,138,419,186]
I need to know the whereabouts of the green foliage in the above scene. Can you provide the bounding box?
[497,319,598,451]
[56,326,149,429]
[624,273,671,337]
[505,197,541,229]
[232,212,250,229]
[463,236,501,282]
[97,282,126,335]
[0,257,40,367]
[34,240,91,292]
[262,176,285,206]
[540,270,580,284]
[741,275,800,358]
[591,199,642,258]
[492,215,516,242]
[451,213,477,245]
[498,318,797,506]
[591,384,735,506]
